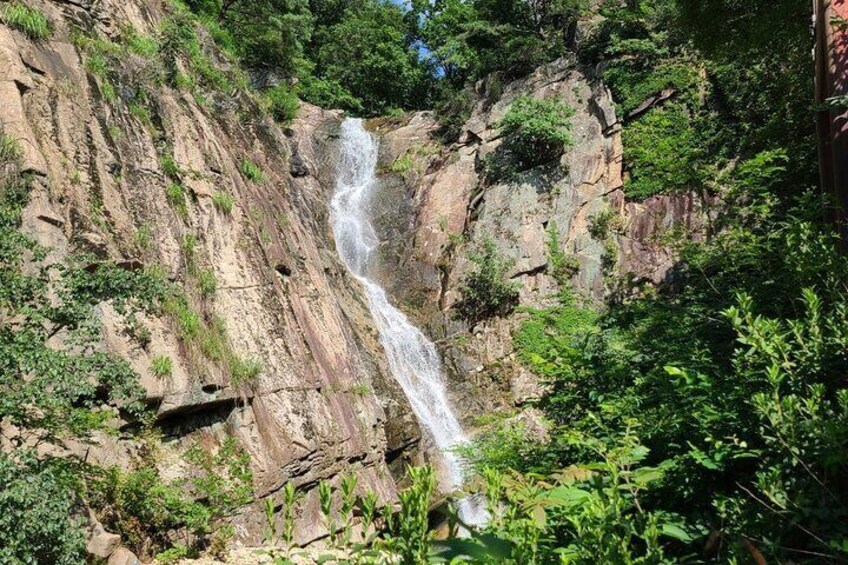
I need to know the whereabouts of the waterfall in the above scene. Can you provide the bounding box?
[329,118,486,527]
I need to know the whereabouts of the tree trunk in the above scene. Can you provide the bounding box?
[814,0,848,250]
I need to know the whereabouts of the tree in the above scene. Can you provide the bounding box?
[185,0,312,76]
[314,0,433,113]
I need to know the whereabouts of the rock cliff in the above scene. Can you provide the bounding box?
[0,0,421,552]
[369,56,708,424]
[1,1,708,560]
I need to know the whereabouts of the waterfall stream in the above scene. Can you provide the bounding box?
[329,118,486,526]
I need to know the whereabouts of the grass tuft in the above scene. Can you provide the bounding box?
[230,356,262,387]
[239,159,263,182]
[150,355,173,378]
[165,183,188,218]
[196,268,217,297]
[211,191,234,214]
[1,3,51,41]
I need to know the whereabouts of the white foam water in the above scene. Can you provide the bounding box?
[329,118,487,528]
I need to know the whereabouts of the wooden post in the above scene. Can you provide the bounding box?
[814,0,848,250]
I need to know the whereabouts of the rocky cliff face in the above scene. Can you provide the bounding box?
[369,56,708,425]
[1,0,421,551]
[2,0,709,559]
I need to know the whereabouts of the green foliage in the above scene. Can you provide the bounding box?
[621,104,704,200]
[1,2,51,40]
[211,191,234,214]
[155,544,192,564]
[92,437,252,556]
[92,466,212,551]
[546,222,580,290]
[230,356,263,388]
[412,0,587,87]
[587,209,624,241]
[161,153,181,179]
[488,189,848,561]
[134,224,155,253]
[184,436,254,514]
[150,355,173,378]
[434,88,475,143]
[487,96,574,178]
[196,267,217,296]
[265,83,300,123]
[120,25,159,58]
[164,294,201,340]
[0,129,260,560]
[183,0,311,78]
[166,182,188,218]
[160,7,235,93]
[0,453,86,565]
[313,1,433,115]
[298,75,364,115]
[454,240,519,325]
[381,466,436,563]
[454,420,537,473]
[239,158,264,182]
[0,137,165,443]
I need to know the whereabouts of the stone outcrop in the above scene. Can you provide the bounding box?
[0,0,420,551]
[369,56,709,424]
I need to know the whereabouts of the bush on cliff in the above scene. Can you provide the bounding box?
[455,240,519,325]
[486,96,574,179]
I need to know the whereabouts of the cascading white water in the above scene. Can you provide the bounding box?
[330,118,486,526]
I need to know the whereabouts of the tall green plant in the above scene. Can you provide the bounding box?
[454,240,519,325]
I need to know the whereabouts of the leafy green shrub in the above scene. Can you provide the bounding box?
[454,421,536,473]
[211,191,234,214]
[388,154,415,175]
[239,158,263,182]
[440,435,691,564]
[605,59,701,116]
[155,544,191,564]
[587,209,625,241]
[265,84,299,123]
[92,467,212,552]
[622,103,704,200]
[161,154,181,179]
[184,436,253,515]
[0,133,21,163]
[454,240,519,325]
[546,222,580,290]
[0,453,86,565]
[298,75,364,115]
[382,467,436,562]
[435,89,474,143]
[487,96,574,179]
[196,268,217,296]
[181,234,198,272]
[164,295,201,340]
[150,355,173,378]
[1,2,50,40]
